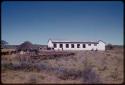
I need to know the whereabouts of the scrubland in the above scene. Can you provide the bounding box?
[1,47,124,84]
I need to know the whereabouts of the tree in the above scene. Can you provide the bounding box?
[106,44,114,50]
[1,40,8,45]
[17,41,33,51]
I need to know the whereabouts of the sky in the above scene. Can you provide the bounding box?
[1,1,124,45]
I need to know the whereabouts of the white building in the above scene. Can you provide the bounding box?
[48,39,106,51]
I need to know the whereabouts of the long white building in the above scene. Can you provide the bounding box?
[48,39,106,51]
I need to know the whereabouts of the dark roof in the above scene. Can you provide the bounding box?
[50,39,106,44]
[98,40,106,44]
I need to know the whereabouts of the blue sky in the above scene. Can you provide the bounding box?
[2,1,123,45]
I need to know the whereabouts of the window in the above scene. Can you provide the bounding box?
[66,44,69,48]
[94,44,97,46]
[54,43,57,48]
[88,44,91,46]
[71,44,74,48]
[60,44,63,48]
[83,44,86,48]
[77,44,80,48]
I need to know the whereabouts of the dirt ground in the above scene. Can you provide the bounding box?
[1,47,124,84]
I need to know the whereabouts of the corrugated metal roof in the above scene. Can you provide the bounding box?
[49,39,105,44]
[52,41,98,44]
[51,40,99,44]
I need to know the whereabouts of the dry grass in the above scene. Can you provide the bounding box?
[1,48,124,84]
[1,49,16,52]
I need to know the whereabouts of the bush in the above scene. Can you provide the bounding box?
[82,56,101,84]
[106,44,114,50]
[56,68,82,80]
[106,53,111,56]
[29,75,37,84]
[1,62,13,71]
[82,67,101,84]
[11,63,22,70]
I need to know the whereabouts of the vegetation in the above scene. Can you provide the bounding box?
[1,40,8,45]
[1,40,8,49]
[1,47,123,84]
[17,41,33,51]
[106,44,114,50]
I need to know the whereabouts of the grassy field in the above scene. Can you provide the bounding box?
[1,47,124,84]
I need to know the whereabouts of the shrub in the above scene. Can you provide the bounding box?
[1,62,13,71]
[82,67,101,84]
[56,68,82,80]
[11,63,22,70]
[82,56,101,84]
[38,75,45,80]
[110,68,119,81]
[106,44,114,50]
[29,75,37,84]
[106,53,111,56]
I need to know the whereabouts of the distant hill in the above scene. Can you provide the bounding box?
[105,44,123,50]
[1,45,19,49]
[113,45,123,48]
[112,45,123,50]
[2,44,47,49]
[2,44,123,50]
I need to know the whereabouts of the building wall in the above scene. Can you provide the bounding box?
[48,40,53,48]
[48,40,105,51]
[97,41,105,51]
